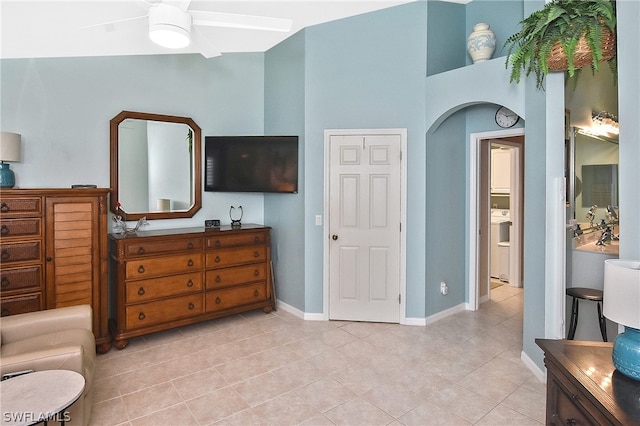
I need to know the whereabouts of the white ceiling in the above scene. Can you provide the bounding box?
[1,0,421,59]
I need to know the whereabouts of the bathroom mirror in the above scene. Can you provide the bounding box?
[110,111,202,220]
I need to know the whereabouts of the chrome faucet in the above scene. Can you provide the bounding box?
[586,205,598,228]
[596,226,613,246]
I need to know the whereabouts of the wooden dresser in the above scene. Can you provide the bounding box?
[108,224,273,349]
[0,188,111,352]
[537,339,640,425]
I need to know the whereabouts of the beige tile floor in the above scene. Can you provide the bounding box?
[91,285,545,425]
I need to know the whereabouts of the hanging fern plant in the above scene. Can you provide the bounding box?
[504,0,617,90]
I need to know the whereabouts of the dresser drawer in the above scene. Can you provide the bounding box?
[124,237,202,258]
[206,246,267,268]
[0,266,43,293]
[0,241,41,264]
[206,282,268,312]
[206,231,267,249]
[0,293,42,317]
[0,218,42,240]
[125,294,203,329]
[0,197,42,218]
[126,272,202,303]
[552,376,598,425]
[125,253,202,280]
[206,263,267,290]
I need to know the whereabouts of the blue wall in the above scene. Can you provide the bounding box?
[302,2,428,316]
[264,31,307,310]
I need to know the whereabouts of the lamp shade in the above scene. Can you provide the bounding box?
[604,259,640,328]
[0,132,21,162]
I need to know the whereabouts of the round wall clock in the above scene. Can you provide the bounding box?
[495,106,519,128]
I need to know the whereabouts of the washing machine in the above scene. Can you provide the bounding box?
[490,210,510,279]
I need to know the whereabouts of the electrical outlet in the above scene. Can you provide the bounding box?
[440,281,448,295]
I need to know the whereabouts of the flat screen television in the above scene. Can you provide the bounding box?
[205,136,299,193]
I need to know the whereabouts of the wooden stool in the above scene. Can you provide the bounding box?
[566,287,607,342]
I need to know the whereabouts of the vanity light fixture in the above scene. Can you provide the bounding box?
[591,111,619,136]
[0,131,21,188]
[603,259,640,381]
[149,3,191,49]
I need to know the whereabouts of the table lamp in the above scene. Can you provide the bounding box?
[603,259,640,381]
[0,131,22,188]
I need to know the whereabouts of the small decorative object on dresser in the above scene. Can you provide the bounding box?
[537,339,640,425]
[108,224,273,349]
[229,205,243,228]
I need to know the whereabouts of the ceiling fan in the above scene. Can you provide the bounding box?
[86,0,293,58]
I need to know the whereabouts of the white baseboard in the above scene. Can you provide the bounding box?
[275,299,326,321]
[521,350,546,383]
[404,317,427,326]
[426,303,467,325]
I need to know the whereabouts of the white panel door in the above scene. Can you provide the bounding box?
[329,133,401,322]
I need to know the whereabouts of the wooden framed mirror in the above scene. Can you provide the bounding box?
[110,111,202,220]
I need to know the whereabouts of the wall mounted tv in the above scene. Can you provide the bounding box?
[205,136,299,193]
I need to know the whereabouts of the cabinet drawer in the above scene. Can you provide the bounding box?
[124,237,202,258]
[0,197,42,217]
[205,264,267,290]
[206,246,266,268]
[552,377,596,425]
[126,272,202,303]
[206,282,267,312]
[125,254,202,280]
[0,241,41,264]
[125,294,203,329]
[0,218,42,240]
[206,232,267,249]
[0,266,42,293]
[0,293,42,317]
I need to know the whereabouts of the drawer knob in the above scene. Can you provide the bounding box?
[138,312,146,320]
[1,225,9,235]
[254,236,260,243]
[138,287,145,296]
[137,247,146,255]
[0,202,9,213]
[187,279,194,287]
[253,251,260,258]
[254,270,259,276]
[214,256,221,263]
[214,240,221,248]
[215,275,221,283]
[187,259,194,267]
[138,265,145,274]
[1,277,10,288]
[188,302,195,310]
[215,297,221,304]
[46,257,53,262]
[187,242,194,249]
[566,420,577,426]
[254,289,260,297]
[1,251,9,261]
[570,394,579,402]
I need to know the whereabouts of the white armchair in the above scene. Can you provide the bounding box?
[0,305,96,426]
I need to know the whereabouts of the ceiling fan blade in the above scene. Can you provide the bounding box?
[80,14,148,30]
[193,26,222,59]
[190,10,292,32]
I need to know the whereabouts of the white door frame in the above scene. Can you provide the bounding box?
[323,128,408,323]
[469,128,524,310]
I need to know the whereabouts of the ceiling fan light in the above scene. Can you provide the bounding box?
[149,3,192,49]
[149,25,190,49]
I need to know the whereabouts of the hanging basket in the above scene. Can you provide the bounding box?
[548,26,616,71]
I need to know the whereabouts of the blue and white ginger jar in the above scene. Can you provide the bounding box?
[467,23,496,64]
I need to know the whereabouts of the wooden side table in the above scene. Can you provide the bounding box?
[0,370,85,426]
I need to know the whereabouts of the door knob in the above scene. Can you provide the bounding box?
[332,234,338,241]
